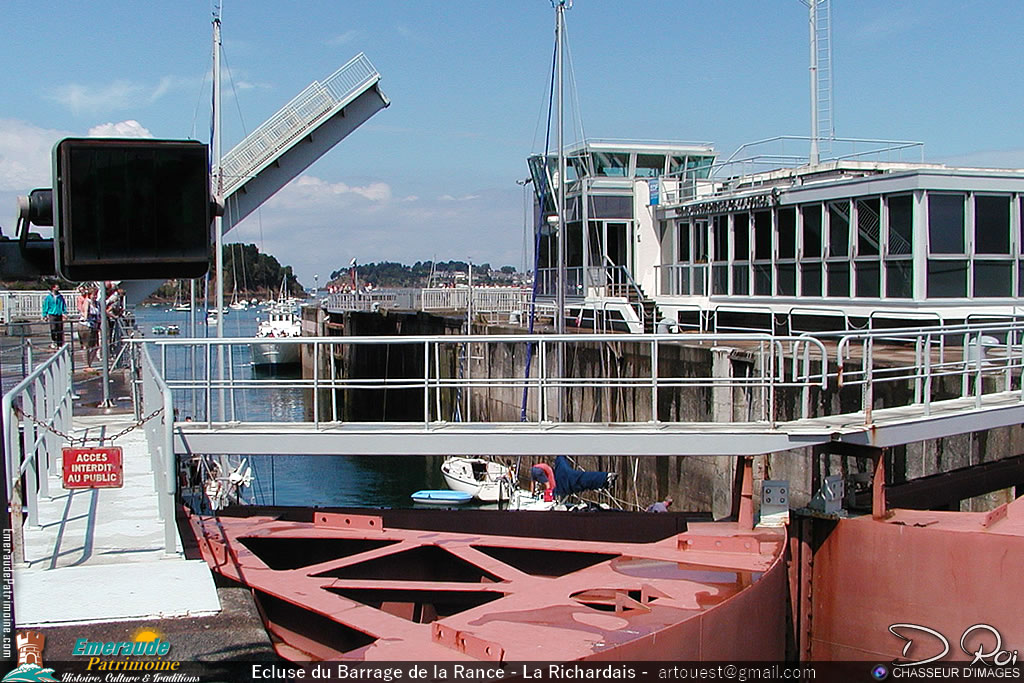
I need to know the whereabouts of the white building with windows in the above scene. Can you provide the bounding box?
[529,137,1024,331]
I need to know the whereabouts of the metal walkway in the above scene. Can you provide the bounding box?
[11,408,219,626]
[136,320,1024,458]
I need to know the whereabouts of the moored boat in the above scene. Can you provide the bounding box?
[440,456,515,502]
[251,303,301,368]
[410,489,474,505]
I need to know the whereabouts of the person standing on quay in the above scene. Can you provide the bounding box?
[42,283,66,348]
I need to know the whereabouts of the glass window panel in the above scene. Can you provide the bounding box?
[974,261,1012,297]
[885,260,913,299]
[887,195,913,255]
[694,220,709,263]
[713,215,728,262]
[927,259,968,297]
[676,221,690,262]
[802,204,822,257]
[975,195,1010,254]
[592,152,629,177]
[754,211,772,260]
[567,221,583,267]
[829,201,850,257]
[589,195,632,219]
[686,156,714,179]
[778,208,796,258]
[754,264,772,295]
[801,263,822,296]
[778,263,796,296]
[1020,197,1024,254]
[669,156,687,175]
[734,213,750,261]
[732,265,749,295]
[693,264,707,296]
[928,193,965,254]
[827,262,850,297]
[855,261,880,298]
[634,154,665,178]
[712,265,728,295]
[857,198,881,256]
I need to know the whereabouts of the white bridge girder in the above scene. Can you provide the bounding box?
[172,392,1024,457]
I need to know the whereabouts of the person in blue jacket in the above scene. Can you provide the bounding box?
[41,284,67,348]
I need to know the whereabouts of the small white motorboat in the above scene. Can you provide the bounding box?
[440,456,516,502]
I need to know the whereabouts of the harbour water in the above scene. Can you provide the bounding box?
[133,304,444,508]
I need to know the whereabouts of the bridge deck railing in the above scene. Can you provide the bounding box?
[138,333,828,429]
[135,320,1024,433]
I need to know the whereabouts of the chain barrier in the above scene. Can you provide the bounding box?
[11,405,165,447]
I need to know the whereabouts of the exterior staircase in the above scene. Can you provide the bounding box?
[608,279,663,333]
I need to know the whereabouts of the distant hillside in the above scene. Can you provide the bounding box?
[329,260,523,288]
[149,243,303,300]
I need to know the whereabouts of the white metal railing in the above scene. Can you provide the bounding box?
[138,343,178,554]
[0,290,79,323]
[657,136,927,206]
[828,321,1024,423]
[220,53,380,196]
[140,333,829,430]
[327,291,399,312]
[420,287,531,313]
[2,345,73,562]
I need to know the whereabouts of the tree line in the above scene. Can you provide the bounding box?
[329,260,519,288]
[150,243,302,300]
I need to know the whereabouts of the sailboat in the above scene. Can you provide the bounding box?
[167,279,192,312]
[229,244,248,310]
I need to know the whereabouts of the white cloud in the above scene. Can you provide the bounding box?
[88,120,154,138]
[268,174,393,208]
[438,194,480,202]
[231,174,525,288]
[48,75,197,115]
[327,30,359,46]
[0,119,70,192]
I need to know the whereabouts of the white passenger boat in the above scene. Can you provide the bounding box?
[251,303,301,368]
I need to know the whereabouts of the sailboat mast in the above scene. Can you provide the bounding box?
[212,3,224,336]
[554,0,567,337]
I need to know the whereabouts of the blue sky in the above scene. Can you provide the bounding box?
[2,1,1023,287]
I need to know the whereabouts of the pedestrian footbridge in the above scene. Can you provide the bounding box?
[128,322,1024,458]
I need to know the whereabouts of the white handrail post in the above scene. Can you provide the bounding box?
[651,338,659,423]
[313,340,320,428]
[423,340,430,426]
[163,367,177,556]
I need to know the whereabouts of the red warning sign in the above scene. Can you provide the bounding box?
[62,447,123,489]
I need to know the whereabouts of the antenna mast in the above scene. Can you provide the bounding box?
[804,0,833,165]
